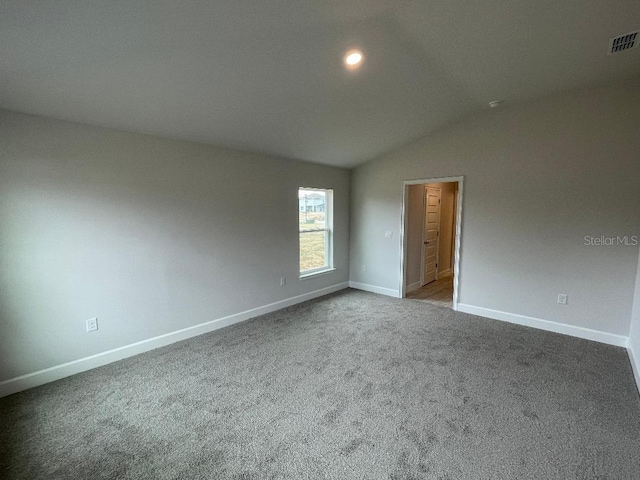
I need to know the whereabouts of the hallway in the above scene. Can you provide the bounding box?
[406,274,453,308]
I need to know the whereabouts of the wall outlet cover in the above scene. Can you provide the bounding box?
[86,318,98,332]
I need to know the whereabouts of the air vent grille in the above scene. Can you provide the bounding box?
[608,31,639,54]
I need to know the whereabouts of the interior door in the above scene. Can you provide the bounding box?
[422,186,441,285]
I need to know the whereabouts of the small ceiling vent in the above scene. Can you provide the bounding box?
[608,31,639,54]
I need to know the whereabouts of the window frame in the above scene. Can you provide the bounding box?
[298,187,334,278]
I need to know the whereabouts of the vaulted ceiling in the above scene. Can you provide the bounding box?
[2,1,639,167]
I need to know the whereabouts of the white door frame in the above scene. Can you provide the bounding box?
[399,176,464,310]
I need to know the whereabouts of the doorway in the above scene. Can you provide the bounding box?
[399,176,463,310]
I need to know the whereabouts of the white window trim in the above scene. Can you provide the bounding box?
[299,187,333,278]
[300,267,336,280]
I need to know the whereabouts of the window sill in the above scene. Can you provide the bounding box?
[299,268,336,280]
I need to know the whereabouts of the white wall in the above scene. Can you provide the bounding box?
[435,182,456,276]
[405,184,424,289]
[350,79,640,339]
[0,110,350,383]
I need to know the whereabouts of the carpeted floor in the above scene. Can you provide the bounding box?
[1,289,639,479]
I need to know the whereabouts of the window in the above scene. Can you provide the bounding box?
[299,188,333,276]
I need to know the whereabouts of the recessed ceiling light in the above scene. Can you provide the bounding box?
[489,100,504,108]
[344,49,364,69]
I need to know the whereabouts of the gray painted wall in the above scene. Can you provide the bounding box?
[630,251,640,361]
[0,110,350,381]
[350,79,640,336]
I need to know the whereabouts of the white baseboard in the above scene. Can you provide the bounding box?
[457,303,629,347]
[628,344,640,396]
[406,281,422,294]
[438,269,452,278]
[0,282,349,398]
[349,281,400,298]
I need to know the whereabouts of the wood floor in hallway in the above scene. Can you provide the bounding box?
[406,274,453,308]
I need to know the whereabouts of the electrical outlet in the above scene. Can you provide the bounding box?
[86,317,98,332]
[385,230,393,239]
[280,276,286,286]
[557,294,568,305]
